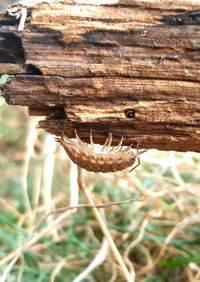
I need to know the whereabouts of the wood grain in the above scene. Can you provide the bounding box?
[1,0,200,151]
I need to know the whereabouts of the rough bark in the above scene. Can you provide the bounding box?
[0,0,200,151]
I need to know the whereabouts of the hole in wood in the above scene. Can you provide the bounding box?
[26,64,43,75]
[124,109,136,118]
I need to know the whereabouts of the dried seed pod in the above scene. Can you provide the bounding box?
[56,131,146,173]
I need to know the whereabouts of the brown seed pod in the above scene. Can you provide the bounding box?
[56,131,146,173]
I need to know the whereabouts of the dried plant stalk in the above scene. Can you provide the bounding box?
[77,166,134,282]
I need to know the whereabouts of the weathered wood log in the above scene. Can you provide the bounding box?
[0,0,200,152]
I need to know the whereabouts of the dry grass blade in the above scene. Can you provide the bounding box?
[42,134,58,239]
[124,218,149,280]
[0,255,20,281]
[72,238,109,282]
[21,117,41,225]
[50,259,66,282]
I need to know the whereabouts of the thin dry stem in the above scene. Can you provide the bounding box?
[42,134,57,213]
[30,196,144,232]
[191,265,200,282]
[21,117,40,225]
[50,259,66,282]
[0,255,20,281]
[16,258,24,282]
[72,238,109,282]
[169,151,185,186]
[125,219,149,257]
[32,166,42,211]
[42,134,58,239]
[77,166,134,282]
[124,218,149,280]
[69,160,79,207]
[51,197,144,213]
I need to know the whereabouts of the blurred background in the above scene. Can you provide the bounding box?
[0,0,16,11]
[0,1,200,281]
